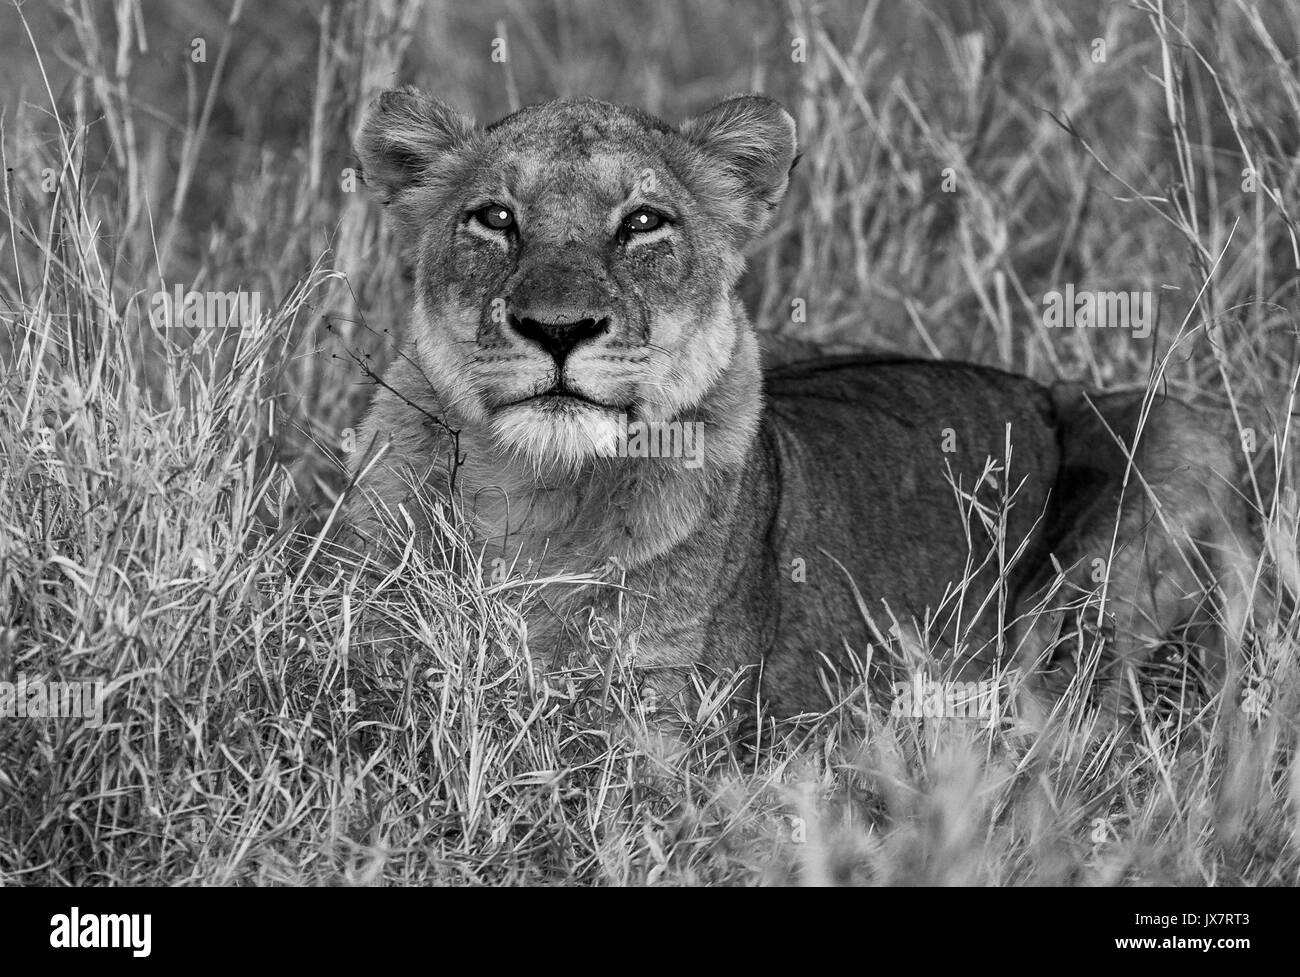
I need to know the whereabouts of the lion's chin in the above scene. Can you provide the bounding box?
[490,399,623,473]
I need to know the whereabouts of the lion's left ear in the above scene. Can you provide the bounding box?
[679,94,798,217]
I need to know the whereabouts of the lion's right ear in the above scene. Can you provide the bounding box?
[354,87,476,204]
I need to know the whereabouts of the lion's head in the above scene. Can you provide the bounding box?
[355,91,796,472]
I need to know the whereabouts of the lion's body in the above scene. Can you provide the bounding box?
[738,356,1061,715]
[347,90,1256,725]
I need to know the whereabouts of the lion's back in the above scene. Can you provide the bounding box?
[763,355,1059,492]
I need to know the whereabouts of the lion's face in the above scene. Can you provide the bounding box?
[357,92,796,471]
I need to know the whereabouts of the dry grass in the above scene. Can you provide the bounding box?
[1,0,1299,885]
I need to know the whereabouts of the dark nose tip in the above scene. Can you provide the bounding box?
[510,315,610,362]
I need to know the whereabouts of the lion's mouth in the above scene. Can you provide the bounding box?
[505,383,623,412]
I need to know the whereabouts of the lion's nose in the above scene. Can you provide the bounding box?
[509,314,610,363]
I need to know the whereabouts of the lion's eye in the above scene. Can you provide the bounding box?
[621,208,664,234]
[474,204,515,231]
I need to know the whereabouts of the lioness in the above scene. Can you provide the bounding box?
[346,89,1256,725]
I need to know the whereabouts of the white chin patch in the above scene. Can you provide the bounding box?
[491,401,621,472]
